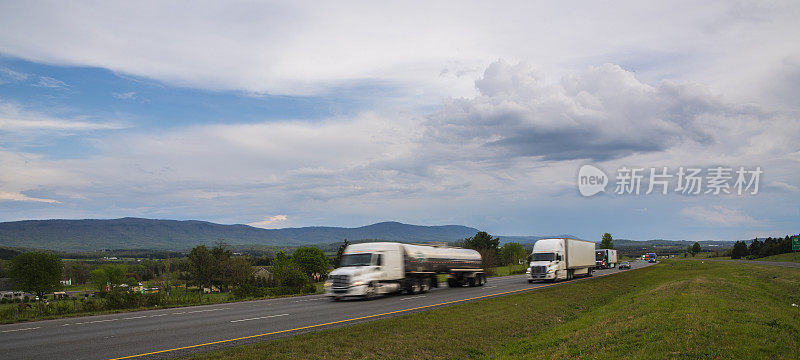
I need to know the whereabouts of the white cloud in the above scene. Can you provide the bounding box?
[771,181,800,193]
[427,61,789,162]
[248,215,288,228]
[0,102,124,131]
[680,205,756,226]
[0,191,59,203]
[0,1,797,105]
[0,67,28,83]
[34,76,68,88]
[112,92,136,100]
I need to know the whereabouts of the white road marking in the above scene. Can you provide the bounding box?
[400,295,427,301]
[187,307,229,314]
[230,313,289,323]
[293,297,325,303]
[1,326,40,333]
[61,307,230,326]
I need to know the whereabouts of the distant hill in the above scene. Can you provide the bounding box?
[498,235,582,244]
[0,218,481,251]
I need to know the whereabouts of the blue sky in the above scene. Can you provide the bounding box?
[0,1,798,242]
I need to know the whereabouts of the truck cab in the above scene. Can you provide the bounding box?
[526,239,564,282]
[325,243,404,299]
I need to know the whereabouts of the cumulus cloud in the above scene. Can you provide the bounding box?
[680,205,756,226]
[428,60,789,161]
[248,215,288,228]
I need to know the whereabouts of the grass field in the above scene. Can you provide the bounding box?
[757,252,800,263]
[185,260,800,360]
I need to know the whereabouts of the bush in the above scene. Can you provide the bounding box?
[301,284,316,294]
[82,299,97,312]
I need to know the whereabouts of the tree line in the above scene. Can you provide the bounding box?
[729,234,798,259]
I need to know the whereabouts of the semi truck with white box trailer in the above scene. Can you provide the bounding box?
[526,238,595,283]
[325,242,485,300]
[595,249,618,269]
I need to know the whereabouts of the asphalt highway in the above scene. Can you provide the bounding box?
[0,261,654,360]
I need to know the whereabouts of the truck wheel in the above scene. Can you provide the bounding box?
[468,277,476,287]
[478,274,486,286]
[420,278,430,293]
[410,279,422,294]
[447,278,458,288]
[363,282,377,300]
[527,279,534,284]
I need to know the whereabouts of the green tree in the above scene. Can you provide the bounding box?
[461,232,501,269]
[730,241,749,259]
[600,233,614,249]
[462,231,500,251]
[90,264,128,292]
[334,239,350,267]
[188,245,215,294]
[291,246,330,280]
[64,261,90,284]
[10,252,63,306]
[272,251,308,292]
[691,242,702,256]
[499,242,527,266]
[224,257,254,289]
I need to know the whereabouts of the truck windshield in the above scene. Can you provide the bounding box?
[531,253,555,261]
[340,253,373,267]
[596,251,604,260]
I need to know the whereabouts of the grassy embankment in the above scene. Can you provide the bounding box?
[695,252,800,263]
[757,252,800,263]
[186,260,800,360]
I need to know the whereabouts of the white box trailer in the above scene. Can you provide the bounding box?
[526,238,595,282]
[325,242,485,300]
[595,249,618,269]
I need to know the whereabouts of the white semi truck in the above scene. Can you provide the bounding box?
[526,238,595,283]
[595,249,618,269]
[325,242,485,300]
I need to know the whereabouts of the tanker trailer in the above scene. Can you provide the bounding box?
[325,242,485,300]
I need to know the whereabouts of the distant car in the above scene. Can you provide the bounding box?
[618,262,631,269]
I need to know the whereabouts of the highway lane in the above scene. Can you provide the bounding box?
[0,261,654,360]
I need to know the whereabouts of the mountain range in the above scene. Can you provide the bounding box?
[0,217,739,252]
[0,218,482,251]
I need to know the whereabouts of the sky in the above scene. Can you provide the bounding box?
[0,1,798,241]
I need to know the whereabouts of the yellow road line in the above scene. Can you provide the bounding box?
[110,272,617,359]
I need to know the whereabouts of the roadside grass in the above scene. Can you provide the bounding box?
[757,252,800,263]
[0,284,325,324]
[185,261,800,360]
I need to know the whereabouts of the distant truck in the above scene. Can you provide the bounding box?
[647,252,658,263]
[595,249,618,269]
[526,238,595,283]
[325,242,485,300]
